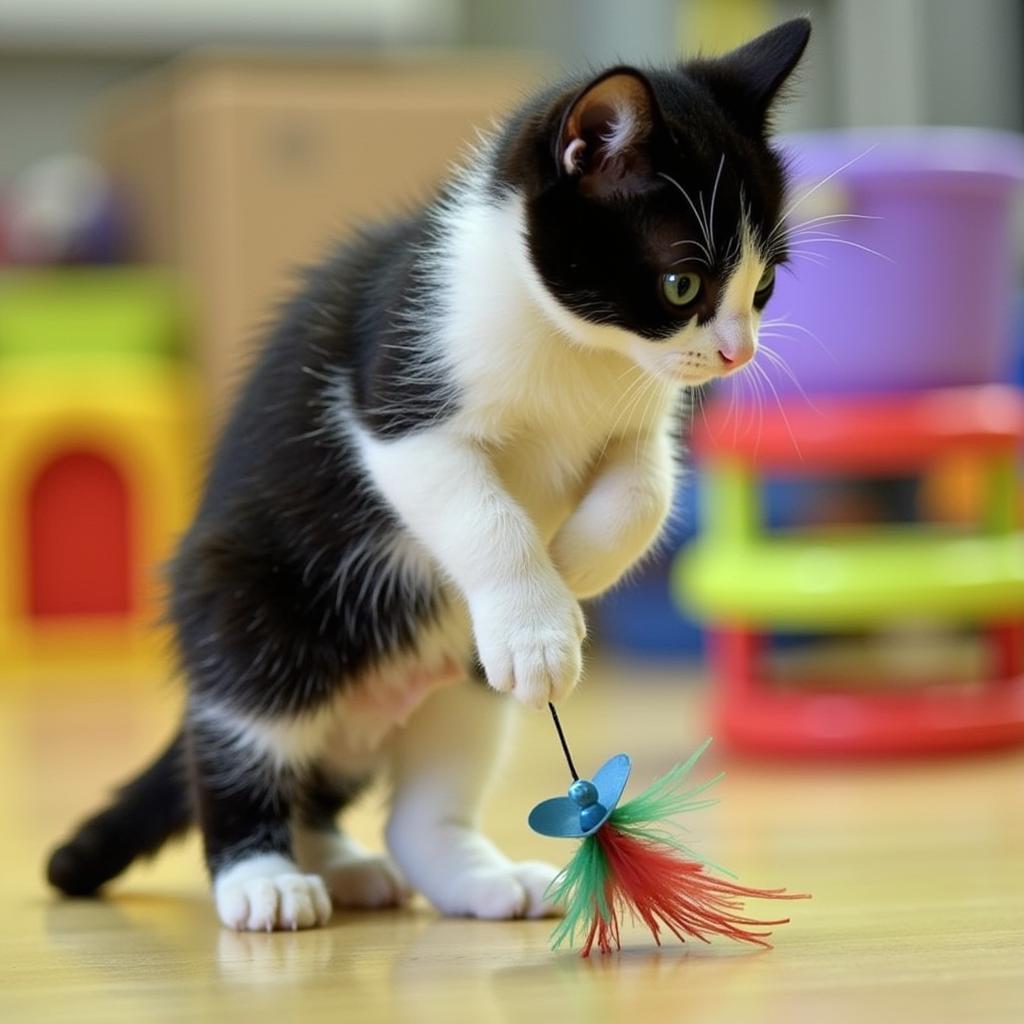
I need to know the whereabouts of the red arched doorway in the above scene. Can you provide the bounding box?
[28,449,134,618]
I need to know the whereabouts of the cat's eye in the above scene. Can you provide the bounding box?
[661,272,702,308]
[755,265,776,294]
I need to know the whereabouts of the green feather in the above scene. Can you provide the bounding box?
[545,737,731,949]
[547,831,608,950]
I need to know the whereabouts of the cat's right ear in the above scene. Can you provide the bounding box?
[556,68,662,199]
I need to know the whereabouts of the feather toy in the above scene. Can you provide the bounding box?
[529,704,809,956]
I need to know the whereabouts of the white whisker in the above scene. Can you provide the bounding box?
[757,343,820,411]
[751,360,802,459]
[670,238,713,263]
[659,172,713,253]
[768,145,878,245]
[708,154,725,259]
[788,233,894,263]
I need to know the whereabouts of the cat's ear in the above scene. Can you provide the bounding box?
[692,17,811,131]
[557,68,663,199]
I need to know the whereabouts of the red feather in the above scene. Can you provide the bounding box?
[580,825,806,957]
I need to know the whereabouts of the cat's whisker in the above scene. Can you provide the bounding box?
[591,368,648,433]
[758,330,838,366]
[756,343,820,411]
[698,190,712,260]
[659,171,713,253]
[592,367,658,459]
[765,144,879,249]
[724,232,742,269]
[730,376,745,438]
[605,371,661,466]
[708,154,726,260]
[670,255,711,268]
[634,370,665,465]
[758,316,836,362]
[789,250,831,267]
[788,233,894,263]
[784,211,881,235]
[696,383,715,445]
[732,365,754,446]
[726,374,741,445]
[751,359,803,459]
[670,238,714,264]
[738,360,766,453]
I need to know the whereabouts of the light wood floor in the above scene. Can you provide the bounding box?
[2,663,1022,1023]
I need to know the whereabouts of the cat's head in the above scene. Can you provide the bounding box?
[497,18,811,386]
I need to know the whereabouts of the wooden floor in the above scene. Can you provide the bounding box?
[3,663,1023,1023]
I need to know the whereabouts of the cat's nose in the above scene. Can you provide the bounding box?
[714,319,755,370]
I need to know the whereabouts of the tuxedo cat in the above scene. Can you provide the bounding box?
[48,18,811,931]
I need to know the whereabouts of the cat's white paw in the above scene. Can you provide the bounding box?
[214,855,332,931]
[435,861,560,919]
[470,580,586,709]
[320,853,411,909]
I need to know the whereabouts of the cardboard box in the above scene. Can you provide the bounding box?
[94,51,540,418]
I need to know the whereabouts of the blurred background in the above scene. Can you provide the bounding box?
[1,0,1023,758]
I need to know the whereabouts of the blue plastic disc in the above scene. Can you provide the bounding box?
[528,753,632,838]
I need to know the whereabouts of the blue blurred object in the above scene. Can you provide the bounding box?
[5,154,130,266]
[1013,293,1024,387]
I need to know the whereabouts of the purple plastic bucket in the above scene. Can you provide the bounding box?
[748,129,1024,397]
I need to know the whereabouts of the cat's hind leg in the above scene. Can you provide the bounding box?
[385,680,560,920]
[293,767,410,909]
[189,710,332,932]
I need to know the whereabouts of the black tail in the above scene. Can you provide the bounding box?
[47,729,193,897]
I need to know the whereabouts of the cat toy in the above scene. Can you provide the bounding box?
[528,704,809,956]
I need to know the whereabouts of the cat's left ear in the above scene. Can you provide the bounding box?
[557,68,664,199]
[694,17,811,131]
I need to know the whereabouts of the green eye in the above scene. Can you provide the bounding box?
[756,264,776,294]
[661,271,702,307]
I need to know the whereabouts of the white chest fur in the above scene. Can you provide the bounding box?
[439,190,675,540]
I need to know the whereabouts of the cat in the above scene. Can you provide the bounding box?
[47,18,810,931]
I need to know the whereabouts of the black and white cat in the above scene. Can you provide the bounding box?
[48,19,810,931]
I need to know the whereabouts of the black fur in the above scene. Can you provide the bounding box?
[494,20,810,337]
[46,19,810,898]
[46,732,191,896]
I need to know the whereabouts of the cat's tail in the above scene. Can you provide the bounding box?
[46,729,193,897]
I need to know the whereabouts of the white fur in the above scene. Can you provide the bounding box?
[214,853,332,931]
[385,680,558,919]
[293,829,409,908]
[599,103,639,160]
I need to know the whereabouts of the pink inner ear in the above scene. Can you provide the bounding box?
[561,73,654,186]
[563,137,586,174]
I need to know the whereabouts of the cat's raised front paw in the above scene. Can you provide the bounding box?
[470,581,585,708]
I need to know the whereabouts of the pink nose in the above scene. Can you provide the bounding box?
[718,345,753,370]
[714,321,755,370]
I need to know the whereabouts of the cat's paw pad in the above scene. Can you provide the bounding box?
[216,872,332,932]
[321,854,410,909]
